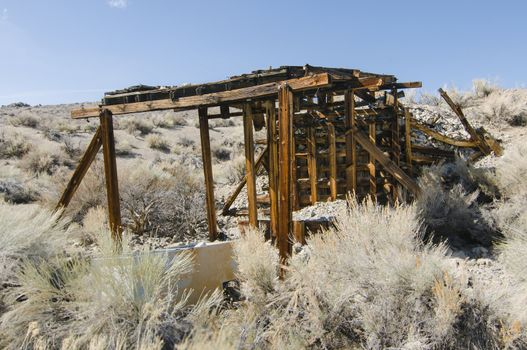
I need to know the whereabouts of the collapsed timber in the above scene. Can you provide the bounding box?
[62,65,502,262]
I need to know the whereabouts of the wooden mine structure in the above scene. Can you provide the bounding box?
[61,65,501,262]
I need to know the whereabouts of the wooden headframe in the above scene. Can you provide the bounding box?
[59,65,499,255]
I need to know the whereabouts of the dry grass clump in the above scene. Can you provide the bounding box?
[125,119,154,136]
[146,134,171,152]
[225,154,246,184]
[0,213,219,349]
[19,148,68,176]
[416,159,498,248]
[8,111,40,128]
[0,179,38,204]
[119,161,207,241]
[153,111,187,128]
[184,198,505,349]
[0,131,32,158]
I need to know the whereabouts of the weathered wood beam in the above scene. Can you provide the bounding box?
[221,148,268,216]
[243,104,258,228]
[198,107,218,241]
[411,120,477,147]
[278,84,294,263]
[345,90,357,193]
[404,108,413,176]
[100,110,122,241]
[71,74,331,119]
[56,127,102,211]
[438,88,491,154]
[265,101,279,239]
[368,121,377,199]
[351,128,421,196]
[328,122,337,200]
[307,127,318,204]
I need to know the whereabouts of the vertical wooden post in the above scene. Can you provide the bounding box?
[404,108,413,177]
[368,121,377,200]
[391,88,400,201]
[99,110,122,241]
[307,127,318,204]
[345,90,357,194]
[243,103,258,228]
[198,107,218,241]
[278,84,294,263]
[328,123,337,201]
[266,101,279,239]
[56,126,102,211]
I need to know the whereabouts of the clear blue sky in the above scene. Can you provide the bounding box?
[0,0,526,105]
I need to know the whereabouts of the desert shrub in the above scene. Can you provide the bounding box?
[416,160,499,248]
[0,220,220,349]
[210,119,235,128]
[418,92,442,106]
[20,149,64,175]
[473,79,499,98]
[225,155,245,184]
[47,160,107,223]
[119,162,207,241]
[0,179,38,204]
[62,137,81,158]
[184,198,505,349]
[177,136,195,148]
[146,134,171,152]
[153,112,187,128]
[211,141,232,161]
[125,119,154,136]
[0,132,31,158]
[8,111,40,128]
[475,88,527,127]
[115,138,134,157]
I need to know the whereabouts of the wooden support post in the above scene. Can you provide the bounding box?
[265,101,279,239]
[293,221,306,245]
[345,90,357,194]
[391,88,400,201]
[243,103,258,228]
[278,84,294,263]
[368,121,377,200]
[404,108,413,176]
[198,107,218,241]
[307,127,318,204]
[99,110,122,242]
[328,123,337,201]
[56,127,102,211]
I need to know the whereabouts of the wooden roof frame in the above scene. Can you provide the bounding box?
[71,65,417,119]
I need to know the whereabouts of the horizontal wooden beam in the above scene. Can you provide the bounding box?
[71,74,331,119]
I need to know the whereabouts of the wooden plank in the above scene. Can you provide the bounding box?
[56,127,102,210]
[411,120,477,147]
[71,74,331,118]
[351,128,421,196]
[328,122,337,200]
[278,84,294,263]
[404,108,413,176]
[99,110,122,242]
[344,90,357,193]
[391,89,400,201]
[368,121,377,199]
[293,221,306,245]
[438,88,491,154]
[243,103,258,228]
[307,127,318,204]
[221,148,268,215]
[266,101,279,239]
[198,107,218,241]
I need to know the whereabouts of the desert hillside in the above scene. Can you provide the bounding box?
[1,81,527,349]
